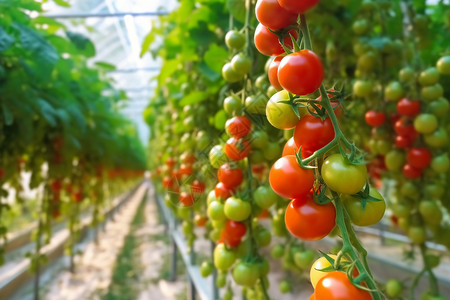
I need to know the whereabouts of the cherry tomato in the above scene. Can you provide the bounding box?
[342,188,386,226]
[395,135,414,149]
[268,56,283,90]
[282,137,299,156]
[364,110,385,127]
[315,271,373,300]
[437,56,450,74]
[217,163,244,189]
[215,182,236,200]
[254,23,298,56]
[407,148,431,169]
[224,137,251,161]
[269,155,315,199]
[194,215,208,227]
[255,0,298,30]
[207,200,226,222]
[278,0,320,13]
[226,116,251,138]
[394,119,417,138]
[221,220,247,247]
[310,255,337,288]
[191,180,205,194]
[214,243,236,271]
[414,113,438,134]
[397,98,421,116]
[278,49,324,95]
[179,163,193,176]
[224,197,251,221]
[222,62,243,82]
[402,164,422,179]
[162,176,174,189]
[285,191,336,240]
[179,192,195,206]
[225,30,246,50]
[254,185,279,209]
[294,249,315,269]
[231,53,252,75]
[223,95,243,115]
[232,261,260,287]
[321,154,368,194]
[266,90,306,129]
[385,279,403,298]
[294,115,335,158]
[200,261,213,277]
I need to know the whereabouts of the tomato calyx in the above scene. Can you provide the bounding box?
[267,25,301,54]
[348,184,383,211]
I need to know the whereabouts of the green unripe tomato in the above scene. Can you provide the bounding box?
[424,127,448,148]
[399,67,415,82]
[222,62,243,83]
[256,228,271,247]
[216,272,227,287]
[342,188,386,226]
[207,200,226,222]
[249,150,265,164]
[279,280,292,294]
[431,154,449,173]
[209,145,228,168]
[214,243,236,271]
[425,254,440,268]
[258,258,270,276]
[209,228,221,241]
[385,81,404,101]
[254,185,278,209]
[231,53,252,75]
[385,279,403,297]
[414,113,438,134]
[419,67,440,86]
[224,197,251,221]
[255,74,267,89]
[263,143,281,161]
[266,86,277,98]
[200,261,213,277]
[421,84,444,102]
[353,80,373,97]
[437,56,450,74]
[352,19,369,35]
[408,226,427,244]
[245,95,268,114]
[223,95,242,115]
[419,200,442,226]
[424,183,444,198]
[271,244,284,259]
[182,221,194,235]
[293,249,315,269]
[266,90,305,129]
[225,30,245,50]
[250,131,269,149]
[385,150,405,171]
[401,182,419,198]
[357,51,377,72]
[428,98,449,118]
[232,262,259,287]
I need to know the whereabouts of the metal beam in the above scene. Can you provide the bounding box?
[108,67,160,73]
[45,11,169,19]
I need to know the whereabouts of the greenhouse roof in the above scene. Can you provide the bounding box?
[42,0,179,144]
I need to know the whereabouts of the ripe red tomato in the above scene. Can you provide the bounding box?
[294,115,335,158]
[365,110,385,127]
[268,56,283,91]
[73,192,83,203]
[395,135,413,149]
[171,169,182,181]
[282,137,299,156]
[397,98,421,116]
[191,180,205,194]
[217,163,244,189]
[221,220,247,247]
[194,215,208,227]
[285,191,336,240]
[51,179,62,192]
[224,137,251,161]
[269,155,315,199]
[278,49,324,95]
[407,148,431,169]
[179,164,193,176]
[394,119,417,139]
[255,0,298,30]
[278,0,320,13]
[403,164,422,179]
[181,153,196,164]
[165,157,175,168]
[254,23,298,56]
[162,176,174,189]
[180,192,195,206]
[226,116,251,138]
[215,182,236,200]
[315,271,373,300]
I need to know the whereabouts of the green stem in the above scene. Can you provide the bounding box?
[419,242,440,296]
[259,276,271,300]
[410,269,426,299]
[334,197,383,300]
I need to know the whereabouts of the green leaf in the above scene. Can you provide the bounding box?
[214,110,227,130]
[158,59,179,86]
[53,0,70,7]
[0,26,14,52]
[37,99,57,127]
[226,0,246,23]
[1,103,13,125]
[180,91,209,106]
[66,31,95,57]
[95,61,116,71]
[204,43,228,74]
[140,31,155,57]
[198,62,220,82]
